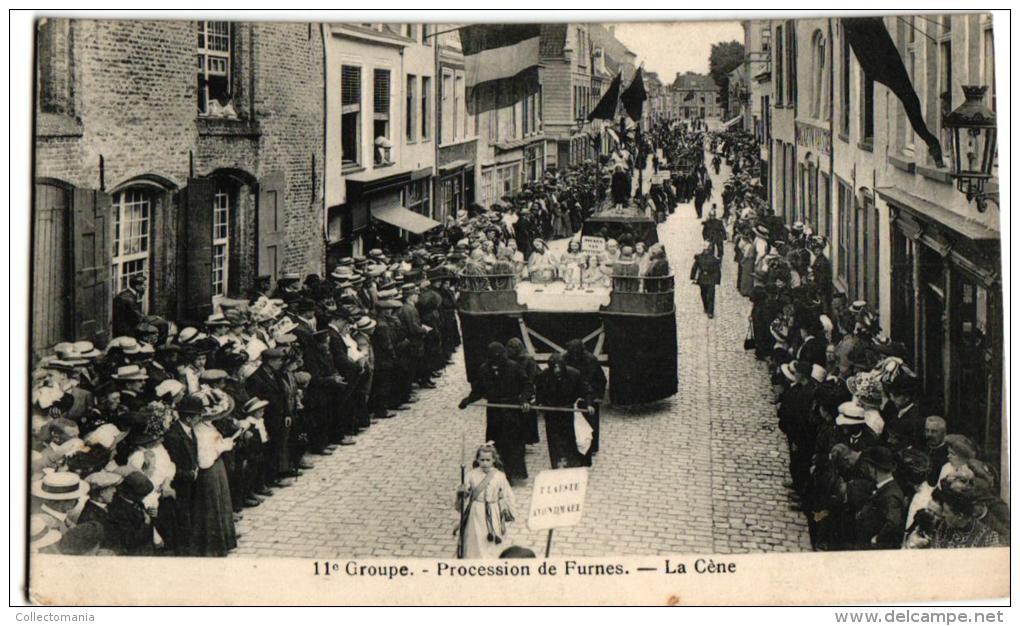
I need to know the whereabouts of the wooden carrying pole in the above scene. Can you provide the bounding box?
[467,401,593,414]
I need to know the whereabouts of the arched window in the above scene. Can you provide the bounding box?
[811,30,829,120]
[111,187,153,312]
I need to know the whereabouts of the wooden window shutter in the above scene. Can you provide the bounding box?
[257,171,286,286]
[181,177,215,322]
[71,187,112,344]
[374,69,390,115]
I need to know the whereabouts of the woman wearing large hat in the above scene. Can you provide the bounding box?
[124,403,179,552]
[190,389,239,556]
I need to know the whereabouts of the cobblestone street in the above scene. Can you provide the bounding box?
[234,151,810,559]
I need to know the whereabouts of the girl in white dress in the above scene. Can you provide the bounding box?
[456,443,517,559]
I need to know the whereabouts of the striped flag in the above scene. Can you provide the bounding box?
[461,25,541,115]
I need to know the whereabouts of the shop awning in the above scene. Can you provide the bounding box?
[722,115,742,130]
[371,204,441,235]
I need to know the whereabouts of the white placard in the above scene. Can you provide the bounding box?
[527,468,590,531]
[581,236,606,254]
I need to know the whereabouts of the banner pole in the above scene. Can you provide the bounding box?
[545,529,554,558]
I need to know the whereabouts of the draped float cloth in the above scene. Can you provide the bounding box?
[841,17,944,166]
[461,24,542,115]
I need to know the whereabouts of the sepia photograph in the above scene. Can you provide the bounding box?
[15,8,1009,608]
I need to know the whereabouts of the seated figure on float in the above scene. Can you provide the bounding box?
[527,239,559,284]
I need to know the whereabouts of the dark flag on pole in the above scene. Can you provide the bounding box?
[461,24,542,115]
[683,91,695,102]
[620,66,647,122]
[841,17,943,166]
[588,72,622,121]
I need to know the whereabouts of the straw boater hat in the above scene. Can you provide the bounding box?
[779,359,812,383]
[32,471,90,501]
[155,379,186,399]
[354,316,377,332]
[242,397,269,415]
[205,312,231,328]
[177,326,207,345]
[30,515,62,551]
[111,364,149,381]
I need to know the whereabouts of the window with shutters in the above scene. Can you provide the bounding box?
[774,25,784,106]
[341,65,362,167]
[440,71,452,145]
[211,187,230,301]
[404,24,418,41]
[900,18,918,157]
[840,25,851,138]
[373,68,391,165]
[785,21,797,107]
[406,74,417,142]
[860,73,875,149]
[197,21,233,117]
[837,180,851,286]
[454,74,462,141]
[111,188,152,312]
[421,76,432,141]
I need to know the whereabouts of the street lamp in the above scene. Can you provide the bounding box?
[943,85,998,212]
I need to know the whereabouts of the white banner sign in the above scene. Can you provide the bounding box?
[580,236,606,254]
[527,468,590,531]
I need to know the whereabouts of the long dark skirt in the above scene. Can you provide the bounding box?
[190,457,237,557]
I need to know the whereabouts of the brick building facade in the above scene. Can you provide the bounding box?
[32,19,325,356]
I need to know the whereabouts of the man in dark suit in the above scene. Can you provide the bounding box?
[245,349,292,486]
[777,360,819,501]
[111,273,147,338]
[690,243,722,319]
[882,374,926,453]
[809,236,834,314]
[370,299,402,417]
[796,315,828,367]
[701,206,727,260]
[162,395,203,555]
[854,446,907,550]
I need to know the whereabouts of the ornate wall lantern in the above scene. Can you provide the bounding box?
[943,85,997,212]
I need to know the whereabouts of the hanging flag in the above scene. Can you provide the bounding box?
[683,91,695,102]
[620,66,647,121]
[841,17,943,166]
[588,72,622,121]
[461,24,542,115]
